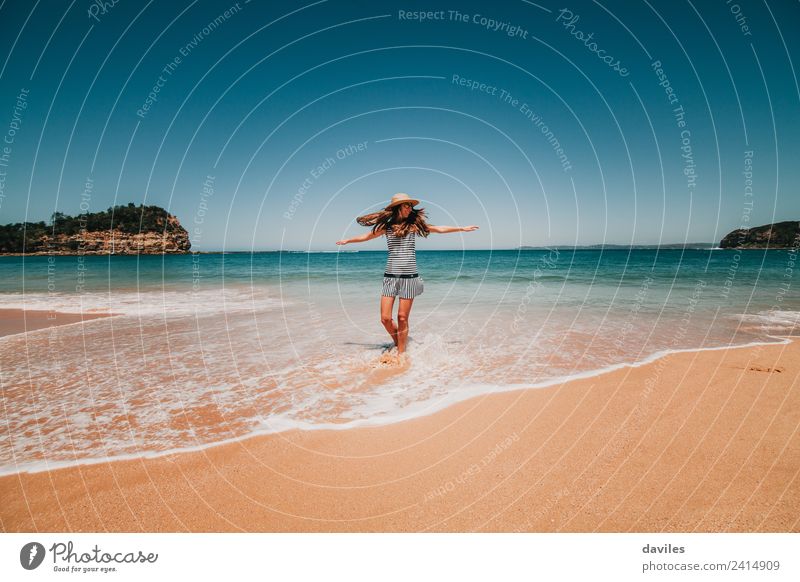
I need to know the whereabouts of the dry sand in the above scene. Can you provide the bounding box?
[1,335,798,532]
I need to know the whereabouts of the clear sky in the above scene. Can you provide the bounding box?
[0,0,798,250]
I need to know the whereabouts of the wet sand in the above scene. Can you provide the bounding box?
[0,309,112,337]
[1,337,798,532]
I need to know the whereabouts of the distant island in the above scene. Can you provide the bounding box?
[0,203,191,255]
[518,221,800,250]
[719,221,800,249]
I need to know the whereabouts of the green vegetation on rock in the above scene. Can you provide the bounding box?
[0,203,191,254]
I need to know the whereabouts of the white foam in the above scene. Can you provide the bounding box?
[0,287,285,318]
[1,334,791,477]
[737,310,800,330]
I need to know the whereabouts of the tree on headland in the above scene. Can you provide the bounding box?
[0,204,187,253]
[719,221,800,249]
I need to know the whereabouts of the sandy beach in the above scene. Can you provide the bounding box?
[1,327,798,533]
[0,309,112,337]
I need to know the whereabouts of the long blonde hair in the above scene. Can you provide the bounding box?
[356,204,430,238]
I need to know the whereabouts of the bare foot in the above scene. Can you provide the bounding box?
[377,347,398,366]
[373,347,412,368]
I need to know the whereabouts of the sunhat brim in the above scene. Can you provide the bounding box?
[385,198,419,210]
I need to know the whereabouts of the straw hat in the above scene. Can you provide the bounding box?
[384,192,420,210]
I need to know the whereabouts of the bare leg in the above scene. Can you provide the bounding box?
[380,295,398,347]
[396,297,414,354]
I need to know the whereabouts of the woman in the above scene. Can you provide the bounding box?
[336,193,479,363]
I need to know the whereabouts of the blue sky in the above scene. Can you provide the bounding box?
[0,0,798,250]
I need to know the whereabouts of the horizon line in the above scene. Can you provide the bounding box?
[192,243,730,253]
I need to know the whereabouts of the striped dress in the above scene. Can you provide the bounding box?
[381,227,424,298]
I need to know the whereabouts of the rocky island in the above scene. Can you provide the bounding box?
[719,221,800,249]
[0,203,191,255]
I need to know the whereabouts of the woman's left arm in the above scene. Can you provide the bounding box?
[429,225,479,234]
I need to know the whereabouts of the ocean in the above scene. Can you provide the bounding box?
[1,248,798,475]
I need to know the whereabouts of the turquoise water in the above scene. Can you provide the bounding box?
[1,249,798,474]
[0,248,796,296]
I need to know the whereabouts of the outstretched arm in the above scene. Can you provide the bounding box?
[428,225,479,234]
[336,226,385,245]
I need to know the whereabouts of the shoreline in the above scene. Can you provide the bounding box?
[2,335,798,532]
[0,308,113,338]
[0,334,794,478]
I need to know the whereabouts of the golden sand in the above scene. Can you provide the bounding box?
[0,309,112,337]
[1,336,798,532]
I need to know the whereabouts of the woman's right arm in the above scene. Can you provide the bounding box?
[336,226,385,245]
